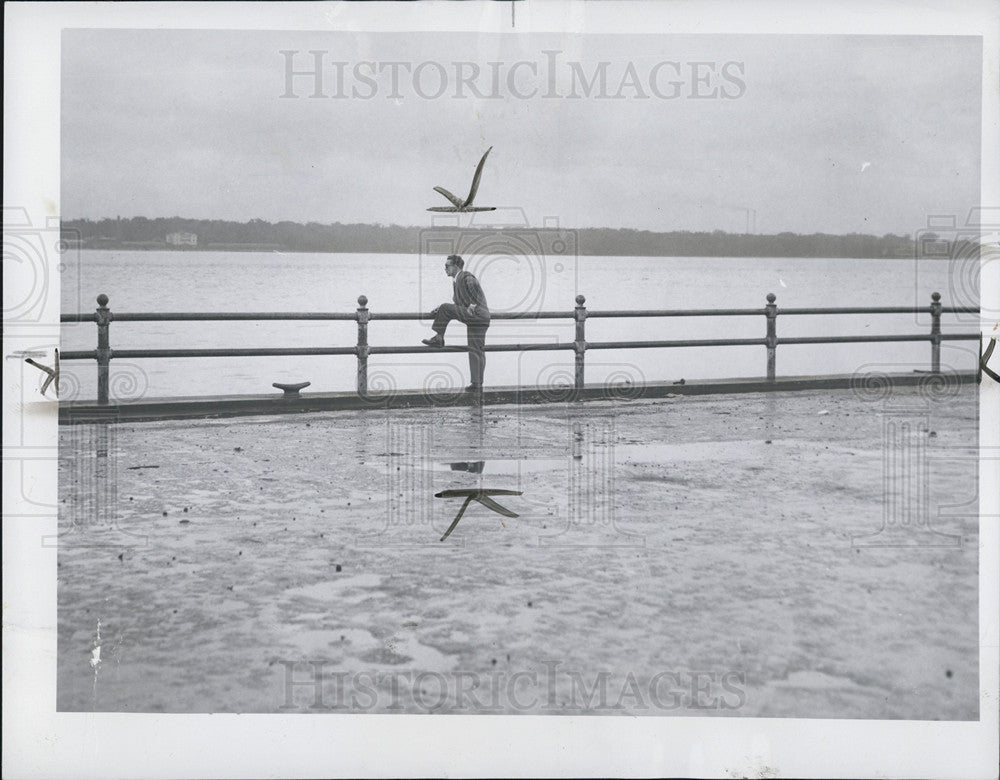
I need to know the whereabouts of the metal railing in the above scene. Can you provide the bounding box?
[60,292,980,405]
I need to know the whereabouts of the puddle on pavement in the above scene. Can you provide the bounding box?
[772,670,873,691]
[617,440,779,463]
[281,625,454,670]
[435,459,566,475]
[367,441,785,474]
[284,573,384,603]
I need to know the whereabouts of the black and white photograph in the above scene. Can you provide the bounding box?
[4,2,999,778]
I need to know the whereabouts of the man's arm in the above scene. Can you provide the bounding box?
[463,274,488,308]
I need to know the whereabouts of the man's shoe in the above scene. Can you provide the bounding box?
[421,335,445,348]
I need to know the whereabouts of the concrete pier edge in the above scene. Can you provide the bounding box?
[57,371,977,424]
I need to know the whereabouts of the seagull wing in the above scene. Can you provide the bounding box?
[464,146,492,206]
[440,495,474,541]
[436,488,477,498]
[436,488,523,498]
[434,186,465,208]
[474,495,519,518]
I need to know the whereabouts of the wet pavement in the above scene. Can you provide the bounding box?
[57,386,979,716]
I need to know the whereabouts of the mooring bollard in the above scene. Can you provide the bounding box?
[765,292,777,381]
[95,293,112,405]
[574,295,587,391]
[272,381,310,397]
[356,295,369,395]
[930,291,942,374]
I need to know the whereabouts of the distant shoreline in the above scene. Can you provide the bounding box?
[61,217,973,259]
[70,246,941,260]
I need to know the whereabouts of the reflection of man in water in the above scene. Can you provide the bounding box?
[450,461,485,473]
[421,254,491,392]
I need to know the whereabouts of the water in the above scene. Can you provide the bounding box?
[60,251,979,400]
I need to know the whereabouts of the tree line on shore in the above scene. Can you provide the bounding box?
[61,216,940,258]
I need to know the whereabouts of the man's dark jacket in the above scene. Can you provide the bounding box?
[453,270,490,323]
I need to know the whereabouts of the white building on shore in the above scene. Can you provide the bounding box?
[166,231,198,246]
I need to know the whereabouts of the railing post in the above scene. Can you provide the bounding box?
[574,295,587,390]
[356,295,369,395]
[930,291,942,374]
[765,292,777,381]
[95,293,111,405]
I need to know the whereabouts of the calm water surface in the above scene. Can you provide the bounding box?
[60,251,978,400]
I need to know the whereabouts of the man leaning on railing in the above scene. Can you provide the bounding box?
[421,254,491,393]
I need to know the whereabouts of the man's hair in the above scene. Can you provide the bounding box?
[447,254,465,269]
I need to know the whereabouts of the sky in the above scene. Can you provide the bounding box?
[61,30,982,235]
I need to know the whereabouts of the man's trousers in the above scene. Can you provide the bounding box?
[431,303,490,386]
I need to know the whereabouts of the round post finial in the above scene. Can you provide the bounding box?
[97,293,109,306]
[357,295,368,307]
[575,295,586,306]
[931,292,941,303]
[766,293,776,304]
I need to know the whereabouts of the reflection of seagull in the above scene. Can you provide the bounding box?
[435,488,522,541]
[427,147,497,212]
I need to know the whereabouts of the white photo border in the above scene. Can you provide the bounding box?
[3,1,998,778]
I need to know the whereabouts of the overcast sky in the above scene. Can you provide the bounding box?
[61,30,981,235]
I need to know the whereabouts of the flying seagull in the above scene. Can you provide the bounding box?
[427,147,497,212]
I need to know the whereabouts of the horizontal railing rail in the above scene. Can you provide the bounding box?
[60,292,981,405]
[59,305,978,322]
